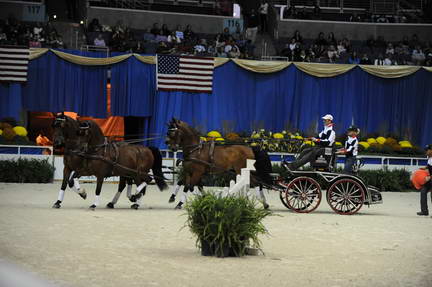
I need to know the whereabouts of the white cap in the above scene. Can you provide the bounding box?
[322,114,334,121]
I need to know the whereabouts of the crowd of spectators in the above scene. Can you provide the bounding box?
[0,17,65,49]
[86,18,256,59]
[278,30,432,66]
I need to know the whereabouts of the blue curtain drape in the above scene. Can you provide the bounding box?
[2,50,431,147]
[21,49,107,118]
[0,83,22,120]
[110,56,155,117]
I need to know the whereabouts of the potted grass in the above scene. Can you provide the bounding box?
[185,191,272,258]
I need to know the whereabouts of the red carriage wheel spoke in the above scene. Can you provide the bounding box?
[327,179,365,215]
[285,177,322,213]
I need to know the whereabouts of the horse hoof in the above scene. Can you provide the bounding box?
[168,195,176,203]
[175,203,183,210]
[106,202,114,209]
[79,190,87,200]
[131,204,139,210]
[89,204,96,210]
[129,195,137,202]
[263,203,270,210]
[52,201,61,209]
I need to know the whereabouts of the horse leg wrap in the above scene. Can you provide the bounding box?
[126,184,132,199]
[172,184,181,196]
[136,182,147,194]
[72,178,81,193]
[93,195,100,207]
[111,192,121,204]
[57,189,65,202]
[180,191,188,204]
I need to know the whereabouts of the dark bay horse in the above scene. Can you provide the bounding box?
[165,118,272,209]
[52,114,135,209]
[76,119,168,209]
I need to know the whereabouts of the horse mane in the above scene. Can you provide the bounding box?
[86,120,105,146]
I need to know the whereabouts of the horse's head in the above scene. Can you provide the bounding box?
[76,120,105,152]
[165,118,183,151]
[52,112,71,148]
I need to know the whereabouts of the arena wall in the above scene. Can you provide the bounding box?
[87,6,233,34]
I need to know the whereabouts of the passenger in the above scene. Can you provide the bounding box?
[337,126,359,174]
[416,144,432,216]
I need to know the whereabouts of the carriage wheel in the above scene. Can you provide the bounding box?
[327,179,365,215]
[277,180,291,209]
[285,177,322,213]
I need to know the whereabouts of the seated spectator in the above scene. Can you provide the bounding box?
[376,15,389,23]
[337,40,346,54]
[29,36,41,48]
[360,53,372,65]
[374,54,385,65]
[88,18,102,32]
[297,7,308,20]
[150,23,160,36]
[299,49,307,62]
[168,31,181,44]
[280,43,291,58]
[383,54,395,65]
[155,31,168,43]
[412,46,425,65]
[215,34,225,48]
[161,24,170,36]
[175,25,184,40]
[184,25,195,41]
[94,33,106,47]
[207,44,216,56]
[386,43,394,55]
[411,34,420,49]
[292,30,303,44]
[348,51,360,64]
[194,39,207,54]
[156,41,172,54]
[217,46,227,57]
[289,38,297,52]
[143,28,156,42]
[229,45,241,58]
[33,23,43,38]
[327,32,337,47]
[315,32,327,47]
[327,45,339,63]
[350,13,361,22]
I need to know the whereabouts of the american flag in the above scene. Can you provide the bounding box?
[157,55,214,93]
[0,46,30,83]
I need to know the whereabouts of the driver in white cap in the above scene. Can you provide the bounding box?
[287,114,336,170]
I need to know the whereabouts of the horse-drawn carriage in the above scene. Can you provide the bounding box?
[275,146,383,215]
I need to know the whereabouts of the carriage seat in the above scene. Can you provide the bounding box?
[311,146,337,172]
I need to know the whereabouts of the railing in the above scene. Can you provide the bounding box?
[0,145,54,166]
[80,45,110,56]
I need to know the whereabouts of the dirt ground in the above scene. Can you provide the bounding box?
[0,183,431,287]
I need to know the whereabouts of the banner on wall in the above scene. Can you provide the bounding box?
[223,18,244,34]
[22,4,46,22]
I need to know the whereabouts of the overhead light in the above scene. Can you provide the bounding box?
[53,14,57,19]
[80,20,84,24]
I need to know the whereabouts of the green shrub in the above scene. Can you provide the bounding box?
[0,158,54,183]
[357,168,412,192]
[185,191,272,257]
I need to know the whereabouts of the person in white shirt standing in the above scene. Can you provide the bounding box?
[287,114,336,170]
[259,0,269,33]
[337,126,359,174]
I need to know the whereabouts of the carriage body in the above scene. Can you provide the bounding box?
[276,146,383,215]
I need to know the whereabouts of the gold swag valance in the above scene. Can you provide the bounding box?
[29,48,432,78]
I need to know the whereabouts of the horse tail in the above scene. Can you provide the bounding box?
[149,146,168,191]
[251,147,273,186]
